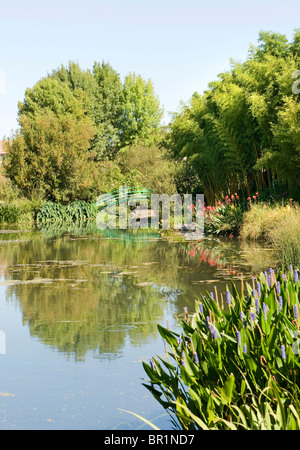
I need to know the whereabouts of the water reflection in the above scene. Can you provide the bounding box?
[0,227,276,362]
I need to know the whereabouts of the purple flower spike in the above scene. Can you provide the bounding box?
[256,282,261,297]
[276,281,280,294]
[279,296,283,312]
[237,331,241,346]
[294,304,299,320]
[199,302,203,314]
[256,298,260,314]
[243,343,247,354]
[281,344,286,360]
[250,312,256,321]
[194,353,199,365]
[226,290,231,305]
[210,292,214,300]
[263,302,268,320]
[182,352,186,367]
[149,358,155,370]
[294,270,298,283]
[211,324,217,339]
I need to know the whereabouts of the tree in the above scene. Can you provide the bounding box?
[119,73,164,148]
[51,61,123,160]
[18,76,88,120]
[5,110,96,202]
[116,143,177,194]
[164,30,300,201]
[92,61,124,159]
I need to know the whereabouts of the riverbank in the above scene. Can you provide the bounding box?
[0,195,299,268]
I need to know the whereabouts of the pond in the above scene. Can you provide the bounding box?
[0,226,275,430]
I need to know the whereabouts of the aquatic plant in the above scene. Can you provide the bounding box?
[143,265,300,430]
[36,200,96,224]
[203,194,245,236]
[36,202,67,224]
[0,203,22,224]
[66,200,97,222]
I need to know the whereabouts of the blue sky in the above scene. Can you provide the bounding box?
[0,0,299,138]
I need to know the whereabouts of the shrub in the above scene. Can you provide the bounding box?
[143,266,300,430]
[116,144,177,195]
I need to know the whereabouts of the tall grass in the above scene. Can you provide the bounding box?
[240,203,300,267]
[240,203,290,240]
[269,206,300,267]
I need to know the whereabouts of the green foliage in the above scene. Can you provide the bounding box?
[204,194,245,236]
[116,144,177,194]
[66,200,97,222]
[268,205,300,268]
[36,202,67,224]
[36,200,97,224]
[143,267,300,429]
[119,73,164,148]
[5,61,164,202]
[0,203,22,223]
[240,202,294,241]
[240,202,300,267]
[52,61,124,160]
[163,30,300,201]
[5,109,96,203]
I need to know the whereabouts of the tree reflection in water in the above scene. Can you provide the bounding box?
[0,226,276,361]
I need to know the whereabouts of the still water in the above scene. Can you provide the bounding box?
[0,226,275,430]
